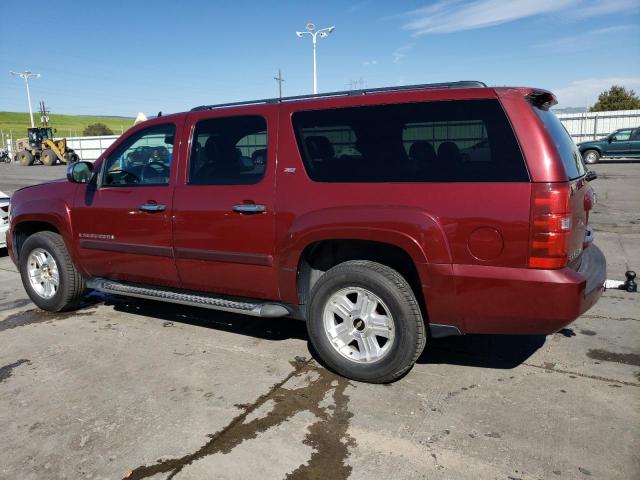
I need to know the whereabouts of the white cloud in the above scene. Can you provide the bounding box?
[392,44,413,64]
[363,60,378,66]
[403,0,578,35]
[552,77,640,107]
[574,0,640,18]
[534,24,636,50]
[400,0,639,36]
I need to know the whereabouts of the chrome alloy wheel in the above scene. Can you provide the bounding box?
[322,287,396,363]
[27,248,59,299]
[584,151,598,163]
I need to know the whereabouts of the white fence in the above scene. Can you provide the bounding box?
[556,109,640,143]
[65,135,119,161]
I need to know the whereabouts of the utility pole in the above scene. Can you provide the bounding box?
[274,69,285,99]
[9,70,41,128]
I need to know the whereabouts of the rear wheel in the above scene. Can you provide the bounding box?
[306,260,426,383]
[583,149,600,164]
[17,150,34,166]
[42,149,57,166]
[19,231,86,312]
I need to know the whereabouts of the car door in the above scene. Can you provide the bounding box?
[628,128,640,157]
[172,106,279,300]
[71,121,181,287]
[607,129,632,157]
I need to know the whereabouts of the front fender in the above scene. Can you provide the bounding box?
[9,183,82,273]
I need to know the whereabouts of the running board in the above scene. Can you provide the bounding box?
[86,278,291,318]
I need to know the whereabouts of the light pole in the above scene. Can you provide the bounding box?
[9,70,41,128]
[296,23,335,94]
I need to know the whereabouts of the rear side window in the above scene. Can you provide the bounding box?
[188,115,267,185]
[534,108,586,180]
[292,99,528,183]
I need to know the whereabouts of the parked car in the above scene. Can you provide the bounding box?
[577,127,640,164]
[0,191,9,249]
[6,81,606,383]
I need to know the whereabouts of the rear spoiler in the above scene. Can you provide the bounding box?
[526,90,558,111]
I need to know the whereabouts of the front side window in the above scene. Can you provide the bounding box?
[188,115,267,185]
[102,124,175,186]
[292,99,528,183]
[612,130,631,141]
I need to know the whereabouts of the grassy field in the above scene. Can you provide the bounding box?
[0,112,135,141]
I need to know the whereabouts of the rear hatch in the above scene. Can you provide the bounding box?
[531,106,592,270]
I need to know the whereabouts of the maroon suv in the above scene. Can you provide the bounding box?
[6,81,606,383]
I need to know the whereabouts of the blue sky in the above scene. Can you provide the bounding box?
[1,0,639,116]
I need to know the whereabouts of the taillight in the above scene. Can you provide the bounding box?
[529,183,572,269]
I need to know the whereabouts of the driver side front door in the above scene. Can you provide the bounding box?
[71,121,181,287]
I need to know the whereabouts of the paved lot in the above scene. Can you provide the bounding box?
[1,161,639,480]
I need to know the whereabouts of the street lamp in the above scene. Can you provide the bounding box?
[9,70,41,128]
[296,22,335,94]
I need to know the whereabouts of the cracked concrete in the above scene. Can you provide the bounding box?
[1,162,639,479]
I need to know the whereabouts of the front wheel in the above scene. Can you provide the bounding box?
[583,149,600,164]
[19,231,86,311]
[42,149,57,166]
[306,260,426,383]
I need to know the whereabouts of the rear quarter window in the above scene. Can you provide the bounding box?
[534,108,586,180]
[292,99,528,183]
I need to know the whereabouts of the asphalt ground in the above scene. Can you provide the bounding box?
[0,160,638,480]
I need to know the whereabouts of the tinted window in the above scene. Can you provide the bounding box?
[630,129,640,141]
[188,115,267,185]
[534,108,586,180]
[102,124,175,186]
[292,99,528,183]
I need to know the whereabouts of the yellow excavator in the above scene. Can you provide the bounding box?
[14,102,79,166]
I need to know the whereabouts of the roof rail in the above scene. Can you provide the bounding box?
[190,80,487,112]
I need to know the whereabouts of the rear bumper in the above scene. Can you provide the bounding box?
[452,244,606,334]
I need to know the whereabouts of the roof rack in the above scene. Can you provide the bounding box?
[190,80,487,112]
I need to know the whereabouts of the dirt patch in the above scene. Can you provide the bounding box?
[123,358,355,480]
[0,359,30,383]
[587,349,640,367]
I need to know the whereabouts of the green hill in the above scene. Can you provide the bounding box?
[0,112,135,141]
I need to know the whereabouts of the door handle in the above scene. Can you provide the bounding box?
[232,204,266,214]
[139,203,166,212]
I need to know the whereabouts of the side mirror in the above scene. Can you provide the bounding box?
[586,170,597,182]
[608,136,614,143]
[67,161,94,183]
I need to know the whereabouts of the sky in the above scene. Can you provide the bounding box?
[1,0,639,116]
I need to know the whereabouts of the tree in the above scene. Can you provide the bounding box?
[83,123,114,136]
[590,85,640,112]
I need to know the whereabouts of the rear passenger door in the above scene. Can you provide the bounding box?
[172,107,279,300]
[628,128,640,157]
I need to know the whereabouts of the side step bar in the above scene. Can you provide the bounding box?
[86,278,291,318]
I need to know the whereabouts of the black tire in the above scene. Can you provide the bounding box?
[42,149,57,166]
[17,150,34,166]
[583,149,600,164]
[306,260,426,383]
[19,231,86,312]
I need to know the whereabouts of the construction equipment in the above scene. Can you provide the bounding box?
[14,101,79,166]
